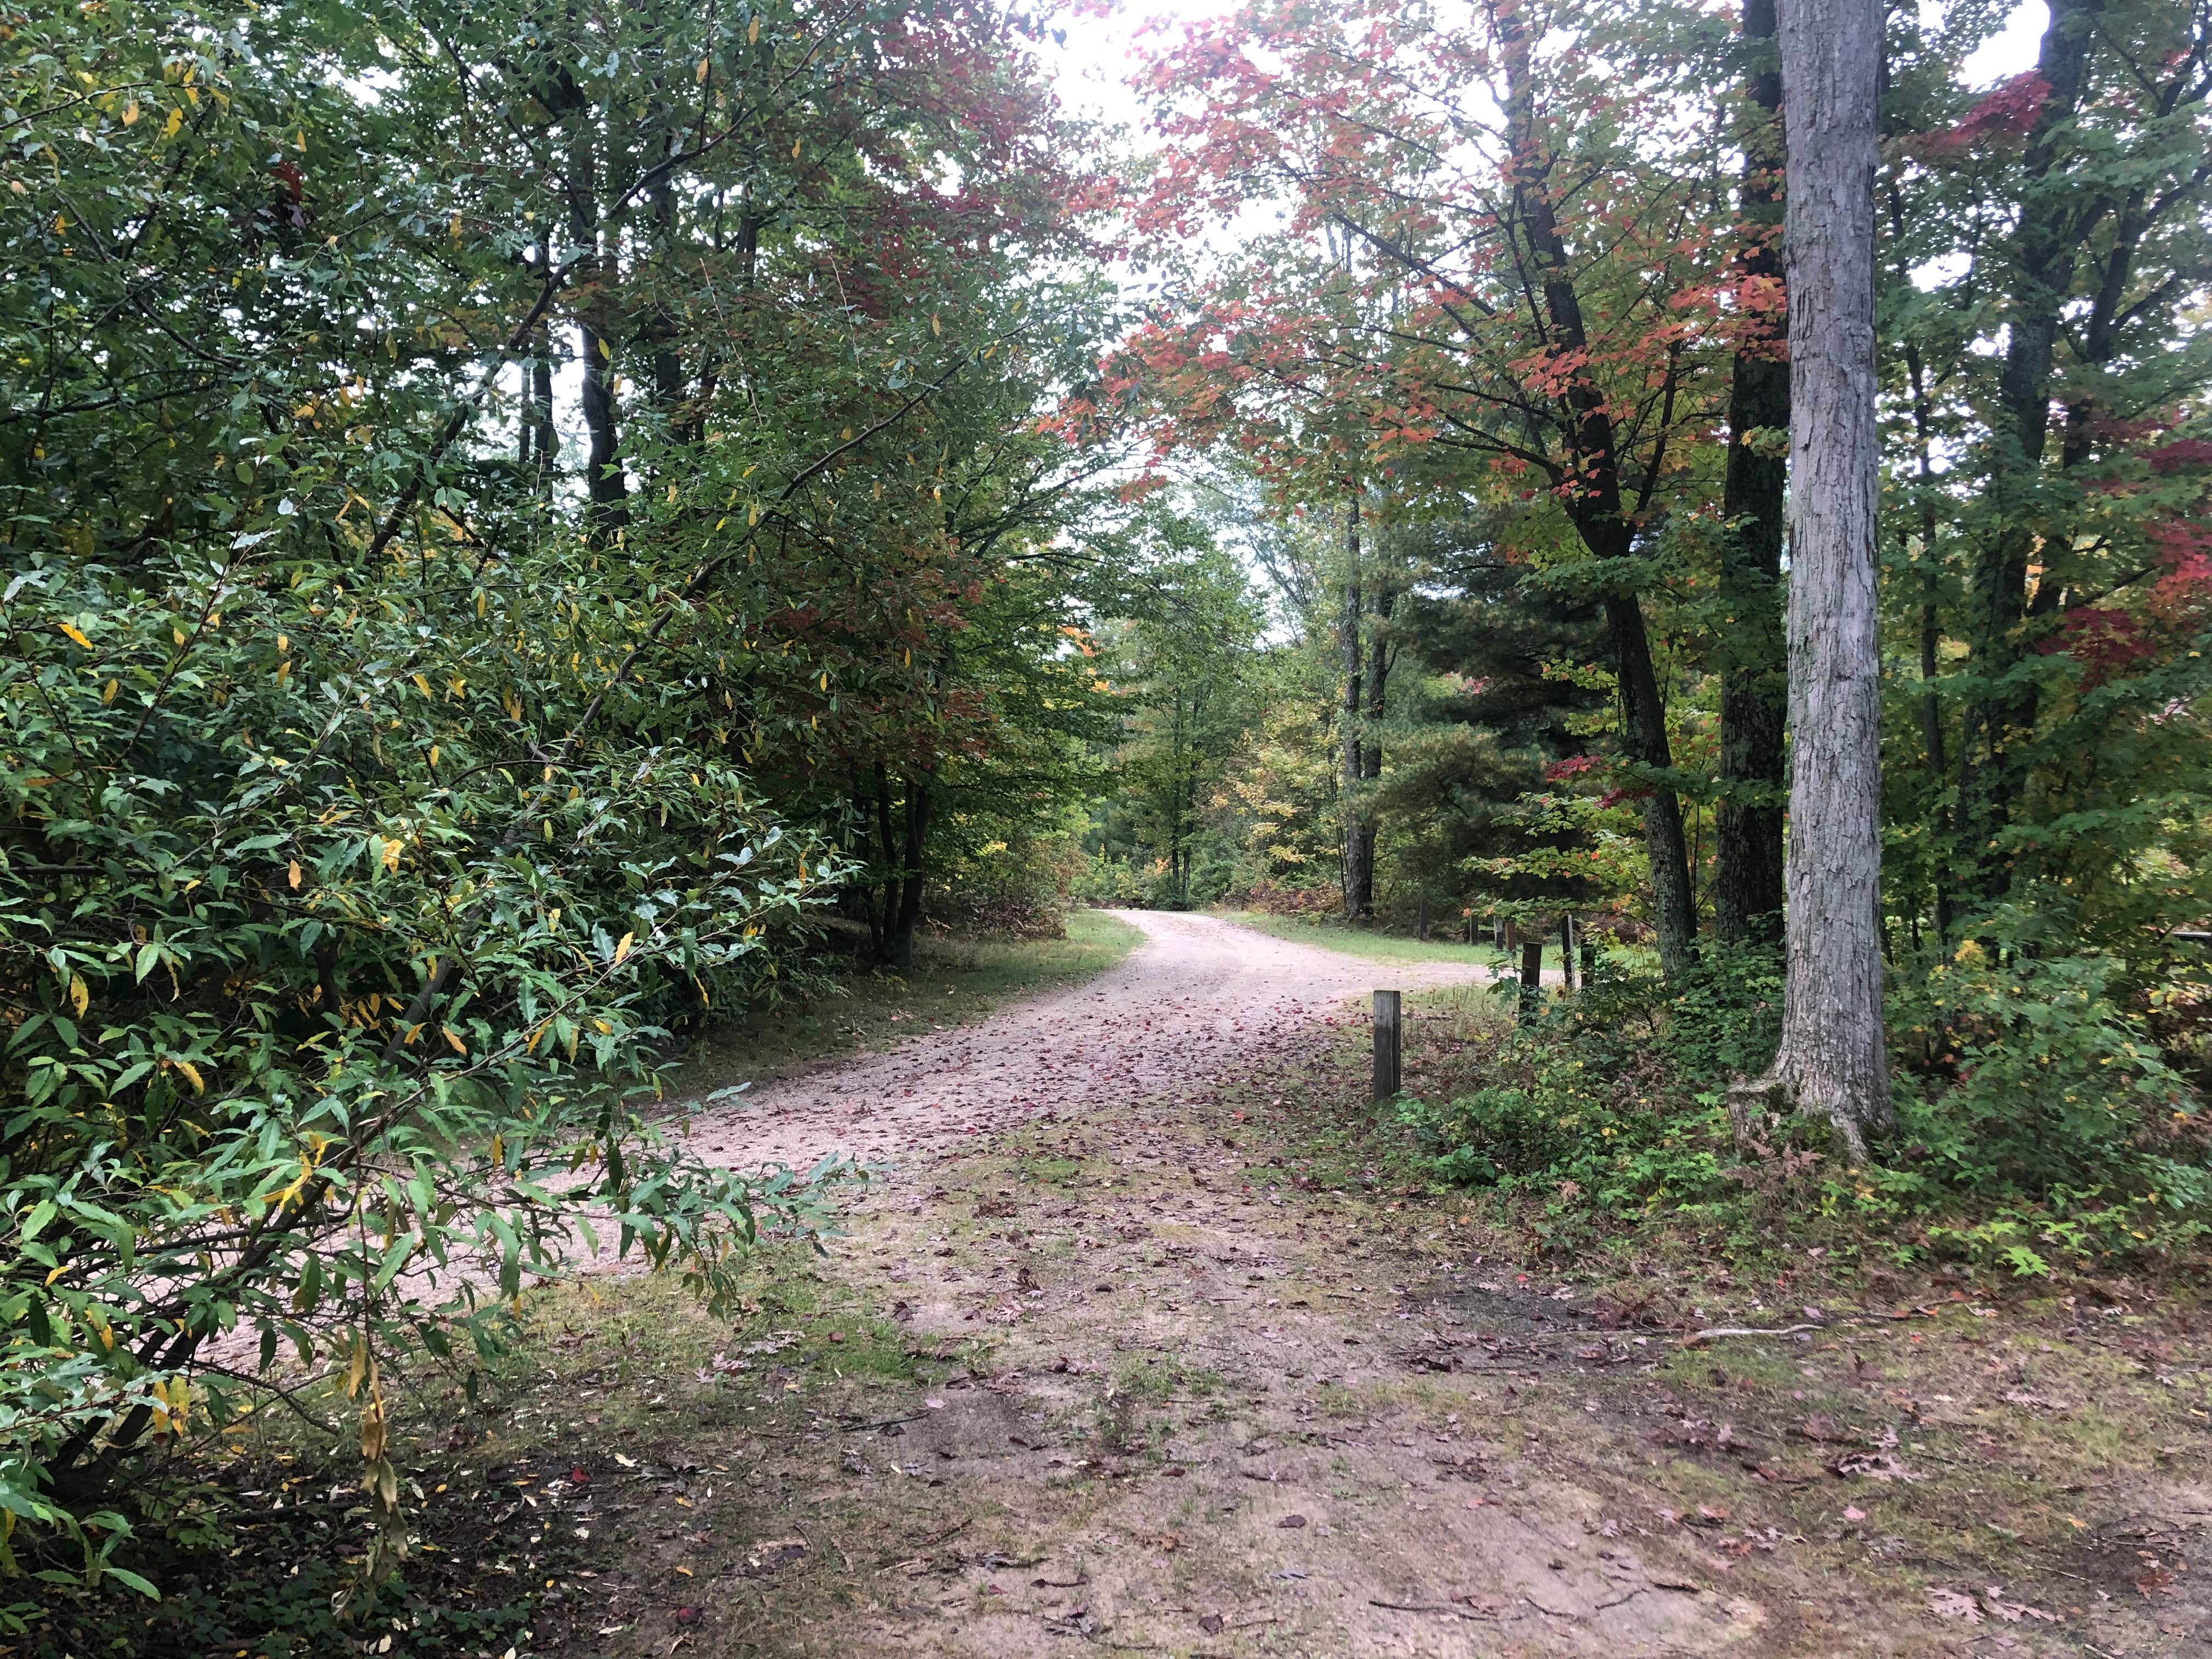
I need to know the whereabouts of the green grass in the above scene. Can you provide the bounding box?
[1216,909,1518,968]
[673,907,1143,1096]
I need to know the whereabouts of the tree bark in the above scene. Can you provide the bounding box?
[1714,0,1790,947]
[1355,569,1391,917]
[1517,938,1544,1023]
[1752,0,1892,1159]
[567,121,627,539]
[1340,490,1368,919]
[886,771,933,969]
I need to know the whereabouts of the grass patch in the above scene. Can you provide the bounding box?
[674,907,1143,1097]
[1217,909,1516,968]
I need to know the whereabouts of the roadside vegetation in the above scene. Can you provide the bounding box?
[5,0,2208,1646]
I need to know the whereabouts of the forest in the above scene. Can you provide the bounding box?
[1,0,2208,1649]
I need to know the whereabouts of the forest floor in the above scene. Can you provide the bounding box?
[132,913,2209,1659]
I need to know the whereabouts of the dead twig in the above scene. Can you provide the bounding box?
[1368,1598,1503,1621]
[1683,1323,1820,1344]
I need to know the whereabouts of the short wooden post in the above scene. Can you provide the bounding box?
[1372,989,1402,1101]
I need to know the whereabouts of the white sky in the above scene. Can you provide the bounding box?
[522,3,2049,477]
[1040,0,2051,132]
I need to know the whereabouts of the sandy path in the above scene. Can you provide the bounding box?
[682,910,1500,1175]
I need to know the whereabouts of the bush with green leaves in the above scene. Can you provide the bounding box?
[1400,936,2209,1271]
[1,534,845,1599]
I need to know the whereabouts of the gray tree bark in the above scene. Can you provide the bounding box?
[1750,0,1892,1159]
[1714,0,1790,947]
[1340,490,1369,919]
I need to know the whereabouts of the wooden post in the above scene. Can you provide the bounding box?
[1517,941,1544,1023]
[1372,990,1402,1101]
[1561,913,1577,991]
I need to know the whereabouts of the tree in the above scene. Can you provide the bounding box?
[1712,0,1791,945]
[1114,0,1748,977]
[1091,539,1263,906]
[1748,0,1893,1157]
[0,0,1116,1585]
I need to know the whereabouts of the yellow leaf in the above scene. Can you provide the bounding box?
[792,137,802,158]
[44,1262,69,1286]
[57,620,91,649]
[381,838,401,872]
[101,677,118,704]
[443,1026,466,1055]
[122,100,139,126]
[696,58,710,82]
[176,1060,206,1094]
[69,974,88,1017]
[749,15,760,42]
[289,859,301,889]
[428,744,441,768]
[674,1565,694,1576]
[450,213,463,241]
[931,314,941,337]
[161,104,183,139]
[412,673,432,698]
[614,931,635,965]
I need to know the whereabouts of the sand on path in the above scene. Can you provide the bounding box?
[681,909,1502,1175]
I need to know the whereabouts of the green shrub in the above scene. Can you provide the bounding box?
[1401,933,2210,1268]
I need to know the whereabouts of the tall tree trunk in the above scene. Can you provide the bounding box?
[1752,0,1892,1159]
[568,123,628,540]
[1355,574,1390,917]
[1956,0,2103,903]
[887,771,934,969]
[1714,0,1790,947]
[1340,490,1368,919]
[1897,324,1952,945]
[1497,16,1699,980]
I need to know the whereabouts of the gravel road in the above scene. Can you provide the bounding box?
[682,909,1502,1175]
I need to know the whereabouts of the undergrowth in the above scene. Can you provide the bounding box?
[1396,935,2211,1280]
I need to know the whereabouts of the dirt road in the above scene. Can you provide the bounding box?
[483,912,2202,1659]
[684,910,1501,1175]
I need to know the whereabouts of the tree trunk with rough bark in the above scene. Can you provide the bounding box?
[1340,491,1368,919]
[1714,0,1790,947]
[1746,0,1892,1159]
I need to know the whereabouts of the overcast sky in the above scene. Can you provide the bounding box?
[1038,0,2052,134]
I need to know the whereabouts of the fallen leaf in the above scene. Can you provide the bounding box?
[1928,1588,1983,1623]
[1832,1450,1918,1483]
[1980,1592,2059,1623]
[1278,1513,1308,1529]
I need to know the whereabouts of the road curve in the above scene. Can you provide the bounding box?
[680,909,1502,1175]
